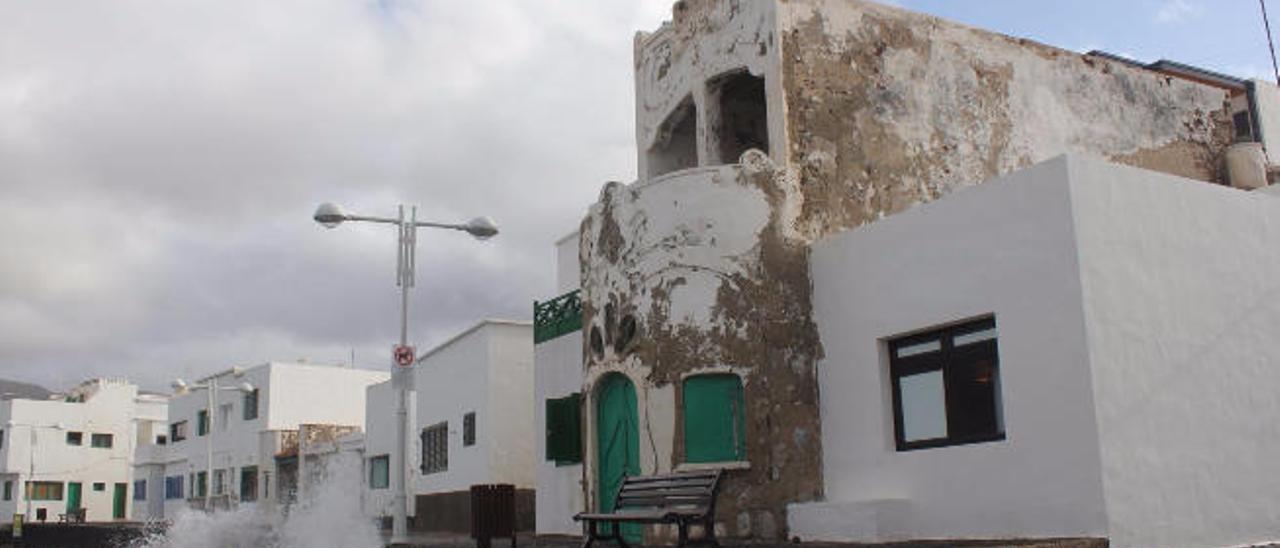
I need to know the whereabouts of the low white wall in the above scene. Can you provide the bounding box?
[800,156,1107,542]
[363,380,416,519]
[1071,158,1280,548]
[485,323,535,489]
[534,330,585,536]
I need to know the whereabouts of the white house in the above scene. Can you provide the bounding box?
[533,232,586,537]
[363,320,534,533]
[132,361,387,521]
[787,154,1280,548]
[0,378,167,524]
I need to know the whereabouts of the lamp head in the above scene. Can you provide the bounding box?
[313,203,348,229]
[237,382,255,394]
[170,379,189,394]
[463,216,499,240]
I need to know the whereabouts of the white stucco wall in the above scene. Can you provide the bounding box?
[799,156,1106,542]
[554,231,580,295]
[484,323,535,489]
[534,330,584,536]
[1069,158,1280,548]
[362,379,417,519]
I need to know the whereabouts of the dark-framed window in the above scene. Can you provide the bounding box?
[462,412,476,447]
[682,374,747,463]
[369,455,389,489]
[26,481,63,501]
[164,476,184,500]
[240,466,258,502]
[420,422,448,474]
[90,433,113,448]
[3,481,11,501]
[170,421,188,443]
[243,389,260,420]
[93,482,105,492]
[133,480,146,500]
[889,317,1004,451]
[197,410,209,436]
[66,431,83,446]
[545,393,582,465]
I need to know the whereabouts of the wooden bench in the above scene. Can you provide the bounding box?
[574,469,724,548]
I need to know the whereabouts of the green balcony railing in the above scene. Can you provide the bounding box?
[534,290,582,344]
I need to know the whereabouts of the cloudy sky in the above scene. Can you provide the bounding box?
[1,0,1275,392]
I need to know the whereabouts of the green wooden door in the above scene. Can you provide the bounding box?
[595,374,641,543]
[66,482,81,512]
[112,483,126,519]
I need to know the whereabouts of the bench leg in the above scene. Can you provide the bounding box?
[700,517,720,548]
[676,521,690,548]
[582,521,597,548]
[613,524,631,548]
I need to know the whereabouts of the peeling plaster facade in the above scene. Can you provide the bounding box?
[576,0,1250,542]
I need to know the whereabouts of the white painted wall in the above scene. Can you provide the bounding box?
[533,330,584,536]
[362,379,416,519]
[799,156,1107,542]
[1251,79,1280,166]
[484,323,536,488]
[1069,158,1280,548]
[554,231,580,294]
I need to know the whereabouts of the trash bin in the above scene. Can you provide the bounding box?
[470,484,515,548]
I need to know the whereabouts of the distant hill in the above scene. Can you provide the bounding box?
[0,379,53,401]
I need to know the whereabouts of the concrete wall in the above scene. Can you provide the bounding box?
[363,380,417,520]
[798,156,1106,542]
[1069,159,1280,548]
[777,0,1234,241]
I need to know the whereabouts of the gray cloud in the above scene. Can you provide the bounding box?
[0,0,672,391]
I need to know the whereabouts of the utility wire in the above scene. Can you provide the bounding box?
[1262,0,1280,85]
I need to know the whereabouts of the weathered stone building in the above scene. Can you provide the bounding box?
[567,0,1275,543]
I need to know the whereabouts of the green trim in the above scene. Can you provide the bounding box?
[534,290,582,343]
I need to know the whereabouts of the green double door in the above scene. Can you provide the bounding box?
[112,483,126,519]
[596,374,641,544]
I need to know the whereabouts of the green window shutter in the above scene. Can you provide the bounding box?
[682,374,746,463]
[545,393,583,465]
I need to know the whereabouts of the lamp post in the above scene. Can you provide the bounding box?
[171,377,255,510]
[7,421,66,523]
[312,202,497,545]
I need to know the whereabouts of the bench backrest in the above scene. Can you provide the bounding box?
[613,469,723,515]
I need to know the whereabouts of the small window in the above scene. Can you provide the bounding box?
[3,481,11,501]
[889,317,1004,451]
[195,471,207,498]
[66,432,83,446]
[133,480,146,501]
[26,481,63,501]
[243,389,260,420]
[369,455,390,489]
[197,410,209,436]
[213,469,225,495]
[0,429,5,448]
[420,422,448,474]
[156,435,167,446]
[682,374,747,463]
[463,412,476,447]
[164,476,184,500]
[545,393,582,465]
[170,421,188,443]
[240,466,258,502]
[90,433,113,448]
[93,482,105,492]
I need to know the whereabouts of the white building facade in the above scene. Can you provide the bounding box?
[364,320,534,532]
[132,362,387,521]
[789,155,1280,548]
[0,379,167,524]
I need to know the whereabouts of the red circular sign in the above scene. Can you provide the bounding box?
[394,345,415,367]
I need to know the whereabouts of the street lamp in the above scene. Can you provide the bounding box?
[171,377,255,511]
[312,202,497,545]
[7,421,66,523]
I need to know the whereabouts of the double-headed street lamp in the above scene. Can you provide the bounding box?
[312,202,497,545]
[171,376,255,510]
